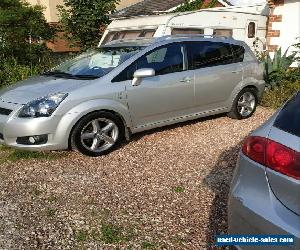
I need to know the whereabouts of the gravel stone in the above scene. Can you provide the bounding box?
[0,107,274,249]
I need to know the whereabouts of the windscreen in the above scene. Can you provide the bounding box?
[47,47,143,79]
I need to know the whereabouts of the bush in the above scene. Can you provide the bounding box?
[0,60,44,88]
[264,47,298,88]
[0,53,75,88]
[261,69,300,108]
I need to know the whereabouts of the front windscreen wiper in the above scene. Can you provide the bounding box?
[73,74,99,79]
[43,71,99,80]
[43,70,74,78]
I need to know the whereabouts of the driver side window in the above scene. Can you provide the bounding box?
[112,43,184,82]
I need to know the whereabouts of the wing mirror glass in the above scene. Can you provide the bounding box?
[132,68,155,86]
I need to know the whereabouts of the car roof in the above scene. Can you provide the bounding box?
[101,35,246,48]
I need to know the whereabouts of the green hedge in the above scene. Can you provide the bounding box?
[261,80,300,108]
[261,69,300,108]
[0,53,75,89]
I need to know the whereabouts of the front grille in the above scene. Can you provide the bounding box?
[0,133,3,140]
[0,107,13,116]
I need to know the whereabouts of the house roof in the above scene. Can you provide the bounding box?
[112,0,232,18]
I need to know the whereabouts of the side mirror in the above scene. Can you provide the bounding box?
[132,68,155,86]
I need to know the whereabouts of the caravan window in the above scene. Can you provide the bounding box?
[172,28,204,35]
[103,30,155,44]
[213,29,233,37]
[248,22,256,38]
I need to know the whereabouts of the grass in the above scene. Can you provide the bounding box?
[46,208,57,217]
[75,222,135,244]
[141,241,157,249]
[173,186,185,193]
[47,195,57,203]
[100,222,125,244]
[75,230,88,242]
[31,187,43,197]
[0,145,66,164]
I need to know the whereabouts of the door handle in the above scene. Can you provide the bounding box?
[232,70,242,74]
[180,77,192,83]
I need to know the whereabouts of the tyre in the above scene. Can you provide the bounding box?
[228,88,258,120]
[71,111,124,157]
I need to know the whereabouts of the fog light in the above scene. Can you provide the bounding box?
[29,137,36,144]
[16,135,48,145]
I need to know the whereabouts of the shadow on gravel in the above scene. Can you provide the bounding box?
[204,142,243,249]
[129,113,226,142]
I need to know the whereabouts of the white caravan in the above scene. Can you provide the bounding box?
[100,5,269,52]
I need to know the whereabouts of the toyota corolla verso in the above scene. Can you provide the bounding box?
[0,36,265,156]
[228,92,300,249]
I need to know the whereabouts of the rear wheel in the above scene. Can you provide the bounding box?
[71,111,124,157]
[228,88,258,119]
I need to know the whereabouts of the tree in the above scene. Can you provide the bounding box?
[0,0,55,64]
[173,0,220,12]
[58,0,119,50]
[173,0,204,12]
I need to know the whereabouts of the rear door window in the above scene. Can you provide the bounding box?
[186,41,234,70]
[274,92,300,137]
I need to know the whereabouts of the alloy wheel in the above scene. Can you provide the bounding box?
[237,92,256,117]
[80,118,119,153]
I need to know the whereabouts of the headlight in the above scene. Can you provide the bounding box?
[18,93,68,118]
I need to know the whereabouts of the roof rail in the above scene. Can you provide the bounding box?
[164,34,234,40]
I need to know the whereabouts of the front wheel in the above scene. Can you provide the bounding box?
[228,88,258,120]
[71,111,124,157]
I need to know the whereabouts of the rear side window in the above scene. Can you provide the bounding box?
[274,92,300,137]
[231,44,245,63]
[186,41,234,70]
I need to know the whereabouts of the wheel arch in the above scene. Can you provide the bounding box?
[67,108,130,149]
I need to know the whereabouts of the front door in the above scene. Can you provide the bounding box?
[122,43,195,128]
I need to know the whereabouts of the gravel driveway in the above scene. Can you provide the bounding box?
[0,107,274,249]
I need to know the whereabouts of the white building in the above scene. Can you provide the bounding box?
[267,0,300,55]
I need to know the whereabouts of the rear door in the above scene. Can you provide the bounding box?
[267,93,300,215]
[185,41,244,111]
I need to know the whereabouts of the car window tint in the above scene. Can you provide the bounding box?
[112,43,184,82]
[231,44,245,63]
[186,41,234,69]
[136,43,184,75]
[274,92,300,137]
[112,61,137,82]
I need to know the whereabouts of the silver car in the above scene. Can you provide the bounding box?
[0,36,264,156]
[228,93,300,249]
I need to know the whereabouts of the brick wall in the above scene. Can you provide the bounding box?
[267,0,284,52]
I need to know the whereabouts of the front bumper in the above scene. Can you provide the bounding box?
[228,153,300,250]
[0,109,70,151]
